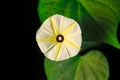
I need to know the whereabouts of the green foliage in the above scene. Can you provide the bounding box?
[38,0,120,49]
[37,0,120,80]
[45,50,109,80]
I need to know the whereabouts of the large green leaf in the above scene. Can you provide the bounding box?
[45,50,109,80]
[38,0,120,50]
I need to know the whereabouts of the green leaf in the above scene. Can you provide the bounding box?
[45,50,109,80]
[38,0,120,50]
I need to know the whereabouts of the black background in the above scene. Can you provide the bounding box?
[24,0,47,80]
[24,0,120,80]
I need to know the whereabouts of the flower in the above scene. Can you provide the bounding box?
[36,14,82,61]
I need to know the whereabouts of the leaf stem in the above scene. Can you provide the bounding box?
[57,62,63,74]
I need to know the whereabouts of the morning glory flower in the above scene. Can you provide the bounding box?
[36,14,82,61]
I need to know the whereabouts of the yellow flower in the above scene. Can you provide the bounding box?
[36,14,82,61]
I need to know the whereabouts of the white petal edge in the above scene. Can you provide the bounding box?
[36,14,82,61]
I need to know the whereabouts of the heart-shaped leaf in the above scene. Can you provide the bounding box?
[38,0,120,50]
[44,50,109,80]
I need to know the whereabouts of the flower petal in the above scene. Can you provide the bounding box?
[64,21,82,50]
[65,38,80,49]
[55,44,70,61]
[36,14,82,61]
[50,17,59,35]
[62,21,76,36]
[55,43,62,61]
[37,17,55,36]
[44,43,58,61]
[63,42,80,57]
[61,16,75,32]
[50,14,63,33]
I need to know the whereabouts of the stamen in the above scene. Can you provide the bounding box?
[56,35,64,42]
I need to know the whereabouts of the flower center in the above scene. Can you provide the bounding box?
[56,34,64,42]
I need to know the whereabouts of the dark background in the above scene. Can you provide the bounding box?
[24,0,47,80]
[24,0,120,80]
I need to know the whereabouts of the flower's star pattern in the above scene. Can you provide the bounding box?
[36,14,82,61]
